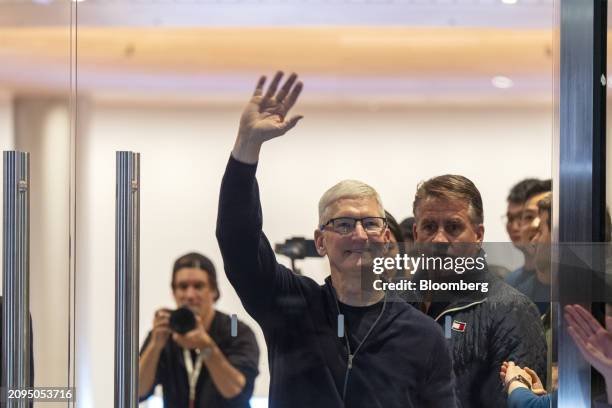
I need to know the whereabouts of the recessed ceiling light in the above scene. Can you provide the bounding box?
[502,0,518,4]
[492,76,514,89]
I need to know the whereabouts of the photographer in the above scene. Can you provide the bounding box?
[138,252,259,408]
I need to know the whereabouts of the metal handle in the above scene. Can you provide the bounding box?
[2,151,31,408]
[114,152,140,408]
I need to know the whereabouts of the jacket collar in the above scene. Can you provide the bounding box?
[411,250,491,312]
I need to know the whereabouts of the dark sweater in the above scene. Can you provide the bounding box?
[216,156,458,408]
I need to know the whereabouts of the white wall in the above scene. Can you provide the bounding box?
[0,93,14,149]
[75,100,552,407]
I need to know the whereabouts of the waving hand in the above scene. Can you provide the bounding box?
[233,71,304,164]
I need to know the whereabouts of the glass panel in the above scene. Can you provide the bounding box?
[75,1,554,407]
[0,0,75,406]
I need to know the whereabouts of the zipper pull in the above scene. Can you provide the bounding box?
[348,354,354,369]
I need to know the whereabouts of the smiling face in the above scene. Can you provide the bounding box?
[172,267,217,318]
[315,197,390,276]
[520,192,549,255]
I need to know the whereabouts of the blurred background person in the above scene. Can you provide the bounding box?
[139,252,259,408]
[505,179,541,247]
[399,217,416,244]
[515,192,552,316]
[385,210,404,246]
[506,179,551,287]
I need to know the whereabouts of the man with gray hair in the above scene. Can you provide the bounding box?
[216,71,458,407]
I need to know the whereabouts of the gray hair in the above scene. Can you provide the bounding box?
[318,180,385,226]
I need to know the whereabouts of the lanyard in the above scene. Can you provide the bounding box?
[183,348,203,408]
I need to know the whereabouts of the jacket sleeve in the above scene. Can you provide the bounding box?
[215,155,297,323]
[507,388,550,408]
[483,295,547,407]
[222,321,260,407]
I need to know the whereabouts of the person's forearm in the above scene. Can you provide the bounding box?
[138,343,163,398]
[216,153,280,318]
[204,344,247,399]
[507,381,529,395]
[232,133,262,164]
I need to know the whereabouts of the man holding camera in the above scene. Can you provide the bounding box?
[138,252,259,408]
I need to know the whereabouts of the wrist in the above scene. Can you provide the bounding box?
[232,133,262,164]
[198,333,216,350]
[148,340,165,354]
[507,380,529,395]
[504,375,531,395]
[201,345,216,361]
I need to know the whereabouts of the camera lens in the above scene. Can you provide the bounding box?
[169,306,196,334]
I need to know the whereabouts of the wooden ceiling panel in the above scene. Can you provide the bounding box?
[0,26,555,104]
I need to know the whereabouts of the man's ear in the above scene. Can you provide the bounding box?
[412,222,419,241]
[314,229,327,256]
[383,227,391,243]
[476,224,485,243]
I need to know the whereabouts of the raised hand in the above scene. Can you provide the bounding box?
[233,71,304,164]
[564,304,612,380]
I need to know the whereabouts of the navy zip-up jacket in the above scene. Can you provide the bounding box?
[410,265,547,408]
[216,156,458,408]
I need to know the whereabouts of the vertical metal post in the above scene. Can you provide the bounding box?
[2,151,31,408]
[114,152,140,408]
[556,0,607,407]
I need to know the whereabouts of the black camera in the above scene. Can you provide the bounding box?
[169,306,197,334]
[274,237,320,260]
[274,237,322,275]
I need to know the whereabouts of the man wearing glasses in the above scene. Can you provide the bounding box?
[216,72,458,407]
[504,179,551,288]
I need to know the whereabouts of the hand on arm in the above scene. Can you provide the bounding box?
[173,316,247,399]
[564,304,612,404]
[232,71,304,164]
[500,361,546,396]
[500,362,536,396]
[523,367,547,395]
[139,310,171,398]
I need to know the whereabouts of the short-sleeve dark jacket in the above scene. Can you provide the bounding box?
[139,310,259,408]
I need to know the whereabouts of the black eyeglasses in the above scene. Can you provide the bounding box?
[320,217,387,236]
